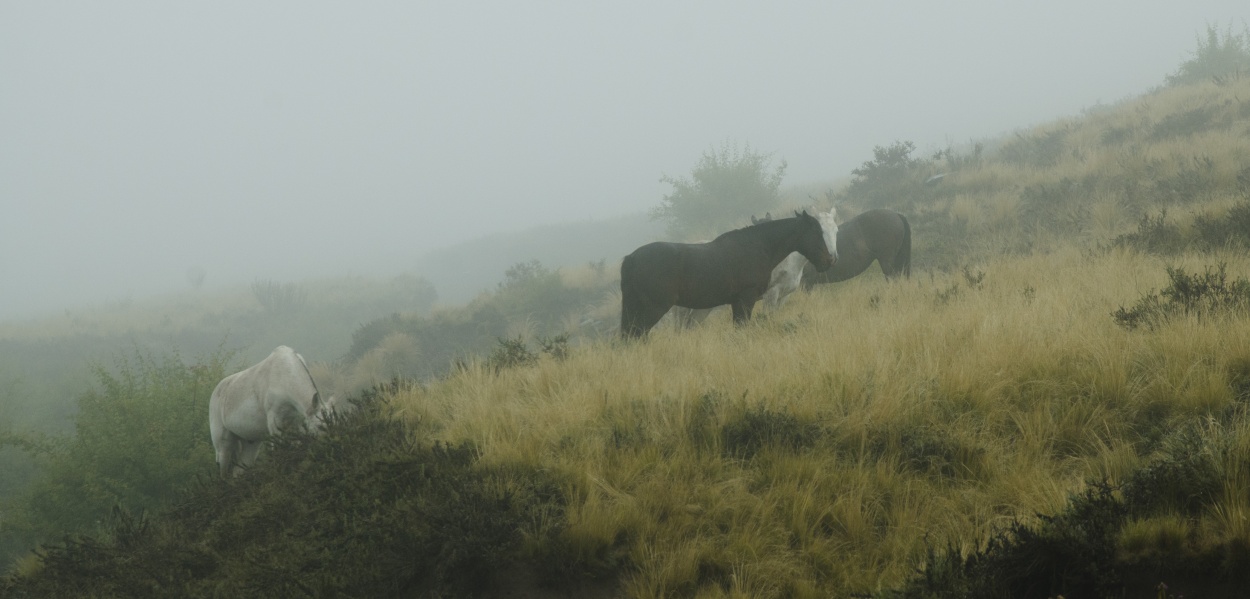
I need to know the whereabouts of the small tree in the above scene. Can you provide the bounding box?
[388,273,438,313]
[843,140,928,209]
[12,349,231,541]
[650,142,785,240]
[1167,22,1250,86]
[493,260,595,333]
[250,279,308,315]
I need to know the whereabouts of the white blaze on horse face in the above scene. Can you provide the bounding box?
[818,208,839,263]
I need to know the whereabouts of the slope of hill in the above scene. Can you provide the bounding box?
[5,64,1250,598]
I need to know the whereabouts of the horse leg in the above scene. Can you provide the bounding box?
[676,307,713,329]
[731,297,757,324]
[621,304,648,338]
[237,439,263,473]
[636,301,671,336]
[621,290,656,338]
[623,297,671,338]
[215,432,240,478]
[672,306,694,330]
[762,286,781,312]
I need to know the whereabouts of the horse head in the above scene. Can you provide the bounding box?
[816,207,839,267]
[794,210,835,272]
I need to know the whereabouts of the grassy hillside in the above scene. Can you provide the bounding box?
[392,246,1250,596]
[4,48,1250,597]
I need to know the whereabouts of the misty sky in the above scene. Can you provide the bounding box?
[2,2,1245,320]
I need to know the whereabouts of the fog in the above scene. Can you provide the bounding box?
[1,1,1244,320]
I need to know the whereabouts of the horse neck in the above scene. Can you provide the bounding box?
[755,218,809,261]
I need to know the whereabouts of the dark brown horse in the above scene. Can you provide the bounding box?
[620,211,835,338]
[803,208,910,287]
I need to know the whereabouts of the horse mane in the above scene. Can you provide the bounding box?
[712,211,814,242]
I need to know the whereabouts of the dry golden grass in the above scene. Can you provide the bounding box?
[386,244,1250,596]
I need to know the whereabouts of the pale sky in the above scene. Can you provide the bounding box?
[2,1,1245,319]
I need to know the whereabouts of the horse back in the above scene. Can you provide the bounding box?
[211,346,320,441]
[629,241,771,308]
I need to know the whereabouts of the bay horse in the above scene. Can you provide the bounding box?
[620,210,835,338]
[803,208,910,287]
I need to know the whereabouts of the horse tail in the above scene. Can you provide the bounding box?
[619,253,641,337]
[896,215,912,279]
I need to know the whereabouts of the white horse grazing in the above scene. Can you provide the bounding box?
[672,207,839,327]
[208,346,335,477]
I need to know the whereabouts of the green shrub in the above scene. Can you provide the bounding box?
[1166,23,1250,87]
[891,482,1128,599]
[487,336,538,372]
[1193,199,1250,249]
[346,305,509,379]
[1113,210,1186,254]
[1149,107,1219,140]
[1150,154,1218,205]
[1,387,581,598]
[493,260,597,331]
[10,350,230,546]
[1113,264,1250,330]
[1018,176,1092,233]
[720,405,821,459]
[650,141,786,240]
[842,140,932,210]
[1121,425,1223,517]
[249,279,307,314]
[999,128,1070,169]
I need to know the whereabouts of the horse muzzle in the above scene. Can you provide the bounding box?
[817,253,836,272]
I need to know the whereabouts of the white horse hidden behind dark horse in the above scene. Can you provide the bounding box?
[208,346,338,477]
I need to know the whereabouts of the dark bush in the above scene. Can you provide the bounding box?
[250,279,308,314]
[1113,210,1186,254]
[5,350,231,558]
[1121,425,1223,517]
[999,128,1069,169]
[1150,154,1217,205]
[1193,199,1250,249]
[1149,107,1218,140]
[842,140,932,210]
[1,387,581,598]
[890,482,1128,599]
[492,260,596,332]
[1166,23,1250,87]
[1018,177,1092,234]
[537,333,570,361]
[1113,264,1250,330]
[720,406,821,459]
[896,431,987,480]
[487,335,538,372]
[346,305,509,379]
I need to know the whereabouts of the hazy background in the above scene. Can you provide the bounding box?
[2,1,1245,320]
